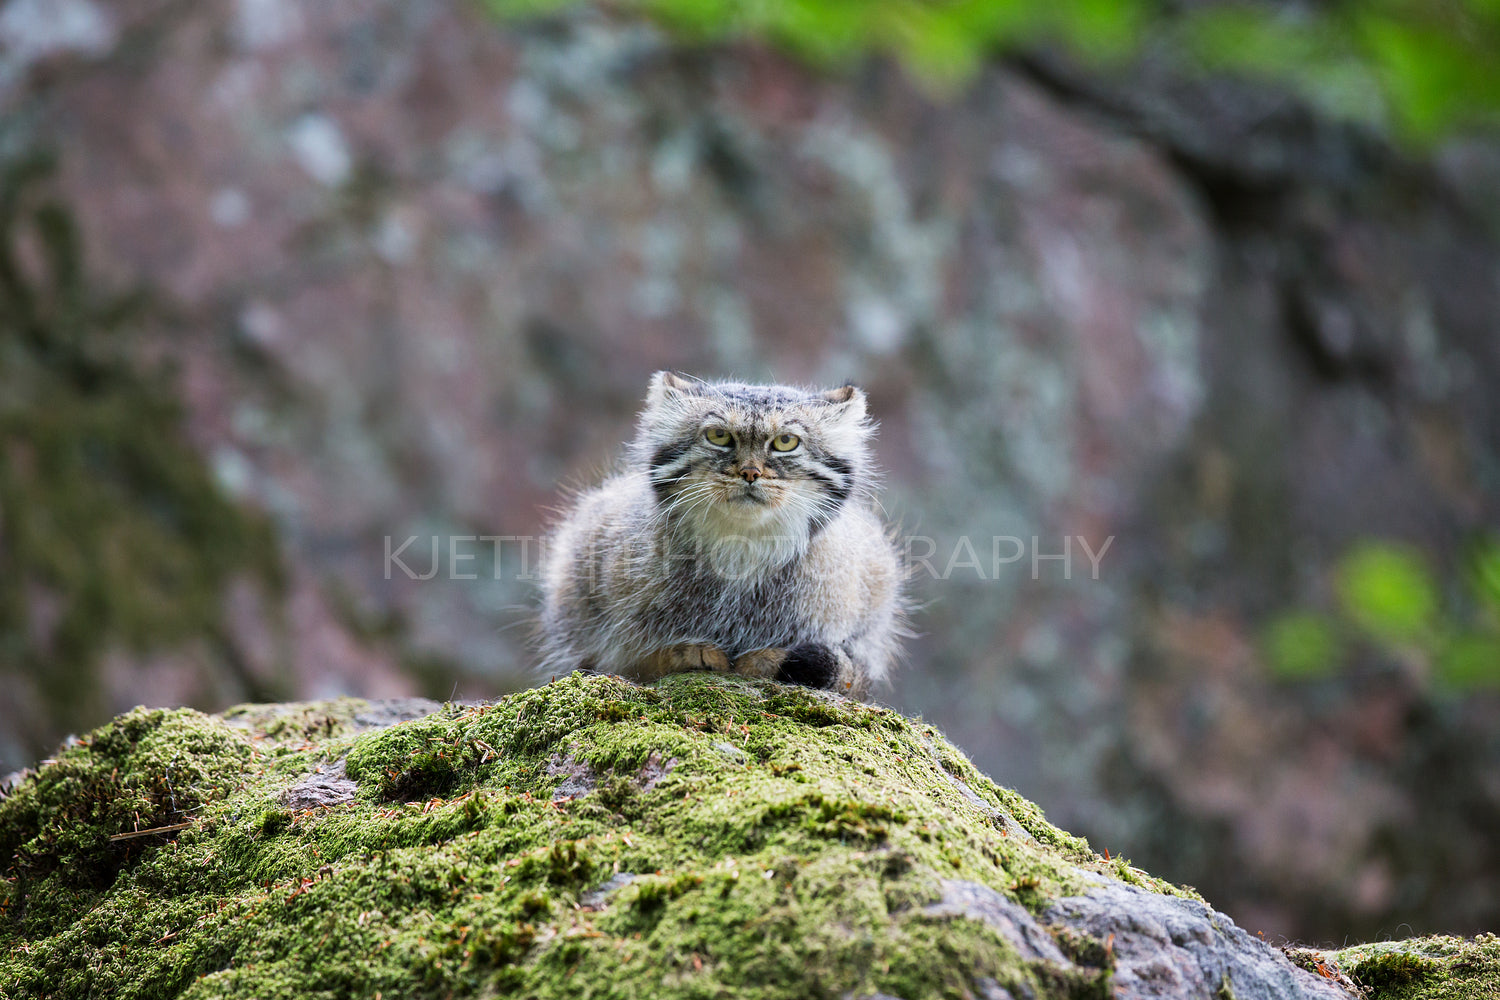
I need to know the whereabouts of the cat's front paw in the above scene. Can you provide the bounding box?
[638,643,730,679]
[732,648,788,679]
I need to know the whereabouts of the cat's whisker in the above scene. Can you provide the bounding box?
[659,483,718,517]
[674,489,724,525]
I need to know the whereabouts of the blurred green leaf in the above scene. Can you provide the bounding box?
[883,5,986,91]
[1437,633,1500,689]
[1336,542,1437,643]
[482,0,573,20]
[767,0,870,68]
[1468,537,1500,616]
[1263,611,1343,680]
[1357,15,1488,140]
[1179,8,1385,126]
[1055,0,1147,59]
[646,0,733,40]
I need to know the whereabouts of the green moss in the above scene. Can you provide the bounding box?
[1,673,1144,1000]
[18,672,1483,999]
[0,708,254,941]
[219,699,374,745]
[1360,950,1442,989]
[1327,934,1500,1000]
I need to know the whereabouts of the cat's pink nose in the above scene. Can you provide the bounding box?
[740,466,762,483]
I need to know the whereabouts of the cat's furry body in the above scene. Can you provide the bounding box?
[538,373,904,694]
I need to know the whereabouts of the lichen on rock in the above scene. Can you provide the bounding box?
[0,673,1492,999]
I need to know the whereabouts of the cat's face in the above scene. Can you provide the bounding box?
[635,373,872,547]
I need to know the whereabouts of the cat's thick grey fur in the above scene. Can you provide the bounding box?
[537,372,905,694]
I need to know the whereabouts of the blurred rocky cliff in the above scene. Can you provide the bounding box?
[1,0,1498,943]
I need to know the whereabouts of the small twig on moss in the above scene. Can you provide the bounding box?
[108,820,194,842]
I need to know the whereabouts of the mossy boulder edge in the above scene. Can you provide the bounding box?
[0,673,1493,999]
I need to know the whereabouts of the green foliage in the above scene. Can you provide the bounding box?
[484,0,1500,142]
[1468,537,1500,614]
[1179,1,1500,140]
[1263,611,1344,680]
[1336,542,1437,643]
[488,0,1150,90]
[1437,633,1500,690]
[1261,537,1500,690]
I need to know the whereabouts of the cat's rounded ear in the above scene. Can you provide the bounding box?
[821,383,867,423]
[647,371,699,408]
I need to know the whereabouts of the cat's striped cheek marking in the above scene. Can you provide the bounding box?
[817,454,855,505]
[649,436,698,502]
[765,456,796,476]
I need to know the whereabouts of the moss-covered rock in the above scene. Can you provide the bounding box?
[0,673,1488,999]
[1319,935,1500,1000]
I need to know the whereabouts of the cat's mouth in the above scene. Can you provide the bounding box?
[720,478,774,506]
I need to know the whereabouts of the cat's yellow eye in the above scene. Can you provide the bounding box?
[771,433,800,452]
[704,427,733,447]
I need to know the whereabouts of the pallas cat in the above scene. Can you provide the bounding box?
[538,372,904,695]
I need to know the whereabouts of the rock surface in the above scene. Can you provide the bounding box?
[1045,874,1346,999]
[4,673,1493,999]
